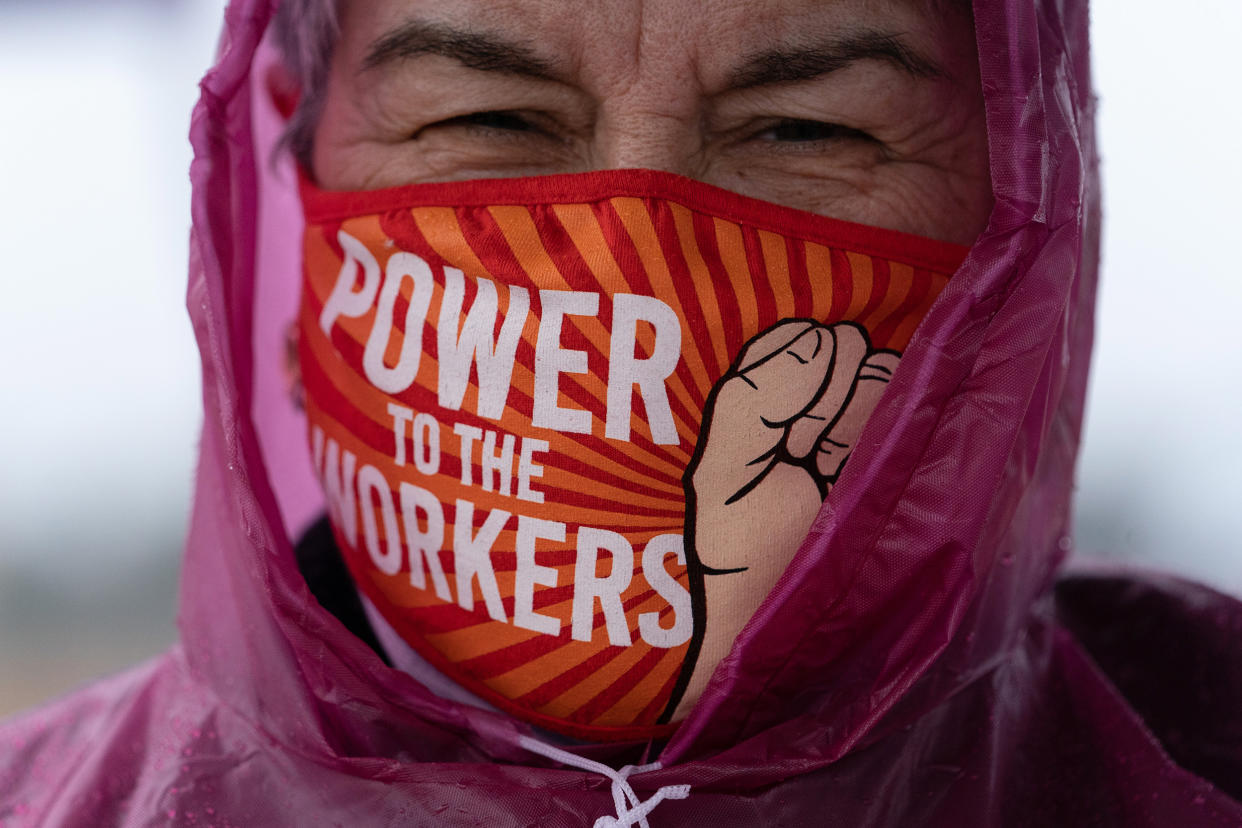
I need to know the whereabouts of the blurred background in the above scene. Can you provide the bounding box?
[1,0,1239,717]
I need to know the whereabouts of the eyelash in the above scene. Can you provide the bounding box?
[752,119,872,145]
[430,110,545,139]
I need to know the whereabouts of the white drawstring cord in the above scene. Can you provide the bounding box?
[518,735,691,828]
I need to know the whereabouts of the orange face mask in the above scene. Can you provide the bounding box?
[298,169,967,741]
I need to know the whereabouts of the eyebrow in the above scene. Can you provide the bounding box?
[728,30,944,89]
[361,21,561,81]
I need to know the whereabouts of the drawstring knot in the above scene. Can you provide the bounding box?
[519,735,691,828]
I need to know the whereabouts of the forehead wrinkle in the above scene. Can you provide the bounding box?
[612,0,716,100]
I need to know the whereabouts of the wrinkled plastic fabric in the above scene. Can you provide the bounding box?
[2,0,1241,825]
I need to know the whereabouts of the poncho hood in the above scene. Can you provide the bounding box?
[4,1,1242,825]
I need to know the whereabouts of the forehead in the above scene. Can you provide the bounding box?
[337,0,966,89]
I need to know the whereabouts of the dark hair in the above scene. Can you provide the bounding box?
[272,0,339,169]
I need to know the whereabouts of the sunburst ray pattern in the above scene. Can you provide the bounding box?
[298,177,963,740]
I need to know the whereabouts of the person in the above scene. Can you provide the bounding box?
[1,0,1239,825]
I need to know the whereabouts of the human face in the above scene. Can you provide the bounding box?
[313,0,990,248]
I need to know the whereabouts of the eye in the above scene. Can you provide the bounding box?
[756,119,871,144]
[436,110,542,134]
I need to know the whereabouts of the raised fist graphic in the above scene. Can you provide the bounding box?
[666,320,899,719]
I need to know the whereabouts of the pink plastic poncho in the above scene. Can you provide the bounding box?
[3,0,1241,825]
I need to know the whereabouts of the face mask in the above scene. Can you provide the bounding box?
[297,169,967,741]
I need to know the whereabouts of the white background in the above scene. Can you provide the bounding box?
[1,0,1239,715]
